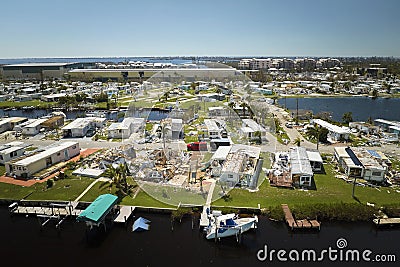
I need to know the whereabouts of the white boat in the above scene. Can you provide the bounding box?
[204,212,258,240]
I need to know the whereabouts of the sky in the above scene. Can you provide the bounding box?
[1,0,400,58]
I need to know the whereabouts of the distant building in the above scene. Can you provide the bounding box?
[1,63,84,80]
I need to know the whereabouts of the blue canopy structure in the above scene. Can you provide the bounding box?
[132,217,151,232]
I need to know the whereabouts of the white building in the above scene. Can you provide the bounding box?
[334,147,386,182]
[311,119,350,142]
[6,141,80,179]
[107,117,145,139]
[241,118,267,142]
[62,117,106,137]
[0,141,29,165]
[289,147,314,188]
[21,119,47,136]
[219,144,261,187]
[204,119,222,139]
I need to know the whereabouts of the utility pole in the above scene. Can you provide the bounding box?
[296,97,299,125]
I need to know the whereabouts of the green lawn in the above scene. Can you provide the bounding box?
[0,165,5,176]
[121,188,176,208]
[0,183,33,200]
[25,177,94,201]
[212,163,400,208]
[0,176,94,201]
[0,100,56,108]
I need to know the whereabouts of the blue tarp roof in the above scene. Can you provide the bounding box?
[132,217,151,232]
[77,194,118,223]
[367,150,381,159]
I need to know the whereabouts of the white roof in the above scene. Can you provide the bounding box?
[62,117,104,130]
[13,142,78,167]
[211,146,232,161]
[23,119,47,128]
[204,119,219,131]
[334,147,350,158]
[290,147,313,176]
[0,146,25,155]
[42,93,67,98]
[312,119,350,135]
[240,126,254,133]
[306,150,323,163]
[72,168,104,178]
[242,119,266,132]
[230,144,261,159]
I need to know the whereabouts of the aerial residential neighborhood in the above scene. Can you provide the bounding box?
[1,0,400,266]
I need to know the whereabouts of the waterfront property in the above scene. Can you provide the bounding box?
[21,118,47,136]
[269,147,321,188]
[289,147,314,188]
[374,118,400,140]
[334,147,387,183]
[5,141,80,179]
[218,144,261,188]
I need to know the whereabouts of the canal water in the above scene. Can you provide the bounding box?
[278,97,400,122]
[0,207,398,267]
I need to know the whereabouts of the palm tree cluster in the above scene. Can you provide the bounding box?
[103,163,132,196]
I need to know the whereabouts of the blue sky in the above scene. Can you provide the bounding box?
[1,0,399,58]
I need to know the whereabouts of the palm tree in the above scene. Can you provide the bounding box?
[306,126,321,150]
[239,102,247,117]
[103,163,131,195]
[293,137,302,147]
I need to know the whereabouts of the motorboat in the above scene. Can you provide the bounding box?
[204,212,258,240]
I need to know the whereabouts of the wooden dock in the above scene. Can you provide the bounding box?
[199,205,210,227]
[9,202,83,229]
[281,204,320,231]
[113,205,135,224]
[11,203,82,217]
[373,217,400,226]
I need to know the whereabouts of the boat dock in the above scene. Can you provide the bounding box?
[373,217,400,226]
[281,204,320,231]
[9,202,82,217]
[199,180,216,228]
[113,205,135,224]
[9,201,83,229]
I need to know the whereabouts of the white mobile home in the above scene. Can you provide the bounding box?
[0,142,29,164]
[6,142,80,179]
[108,117,145,139]
[62,117,106,137]
[204,119,221,139]
[21,119,47,136]
[289,147,314,188]
[311,119,350,142]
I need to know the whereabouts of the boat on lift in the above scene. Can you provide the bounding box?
[204,211,258,240]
